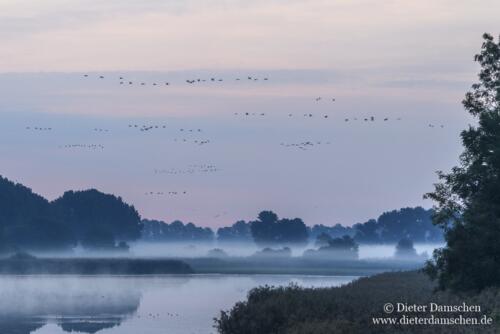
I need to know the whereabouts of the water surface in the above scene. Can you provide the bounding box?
[0,274,357,334]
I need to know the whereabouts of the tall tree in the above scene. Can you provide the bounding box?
[0,176,75,252]
[304,235,359,260]
[53,189,142,249]
[217,220,252,242]
[141,219,214,242]
[250,211,308,247]
[353,207,441,243]
[424,33,500,291]
[394,238,418,259]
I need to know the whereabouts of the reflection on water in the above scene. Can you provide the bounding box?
[0,276,143,334]
[0,274,356,334]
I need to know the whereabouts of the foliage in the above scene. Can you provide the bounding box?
[250,211,308,247]
[0,176,75,252]
[141,219,214,242]
[52,189,142,250]
[142,207,442,246]
[215,271,500,334]
[394,238,418,259]
[315,232,334,248]
[327,235,359,253]
[354,207,442,243]
[304,235,359,260]
[217,220,252,242]
[308,224,355,241]
[207,248,229,258]
[424,34,500,292]
[252,247,292,259]
[0,176,143,252]
[310,208,442,245]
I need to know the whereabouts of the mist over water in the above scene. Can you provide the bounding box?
[0,275,356,334]
[358,243,443,259]
[130,242,443,259]
[8,242,444,260]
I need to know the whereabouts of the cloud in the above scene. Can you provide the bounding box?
[1,0,499,72]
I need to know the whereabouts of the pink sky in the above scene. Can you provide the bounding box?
[0,0,497,227]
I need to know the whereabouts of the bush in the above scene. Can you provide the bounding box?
[214,271,500,334]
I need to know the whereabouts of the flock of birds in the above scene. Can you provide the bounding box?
[232,112,423,123]
[233,111,334,119]
[173,138,211,145]
[128,124,167,131]
[343,116,396,122]
[280,141,333,151]
[128,124,203,134]
[25,126,52,131]
[213,211,229,219]
[144,191,188,196]
[185,75,269,84]
[58,144,105,150]
[136,312,180,319]
[83,74,269,87]
[315,96,336,102]
[126,125,211,144]
[16,73,449,202]
[154,164,219,175]
[127,125,210,144]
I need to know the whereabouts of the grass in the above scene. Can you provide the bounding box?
[185,257,423,276]
[215,270,500,333]
[0,257,193,275]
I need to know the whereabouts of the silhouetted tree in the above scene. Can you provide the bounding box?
[353,219,380,243]
[0,176,75,252]
[424,34,500,291]
[353,207,442,243]
[252,247,292,259]
[217,220,252,242]
[394,238,418,259]
[52,189,142,250]
[141,219,214,242]
[250,211,308,247]
[314,232,333,248]
[304,235,359,260]
[309,224,354,241]
[207,248,228,258]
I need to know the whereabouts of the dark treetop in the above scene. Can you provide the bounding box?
[424,33,500,292]
[0,176,143,252]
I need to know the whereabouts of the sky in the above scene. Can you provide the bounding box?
[0,0,499,228]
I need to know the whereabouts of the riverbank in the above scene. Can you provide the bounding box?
[215,270,500,333]
[0,254,424,276]
[0,255,193,275]
[184,257,423,276]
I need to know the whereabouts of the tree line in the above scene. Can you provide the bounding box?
[0,176,141,253]
[0,174,443,253]
[212,207,443,245]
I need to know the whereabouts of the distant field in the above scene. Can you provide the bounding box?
[184,257,424,276]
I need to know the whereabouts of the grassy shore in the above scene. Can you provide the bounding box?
[0,256,193,275]
[0,254,423,276]
[184,257,423,276]
[215,270,500,334]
